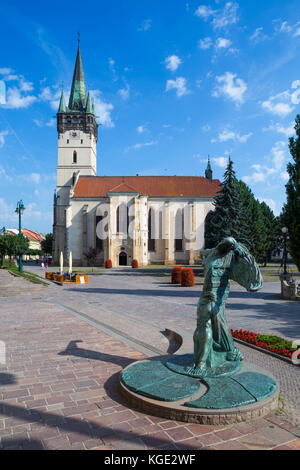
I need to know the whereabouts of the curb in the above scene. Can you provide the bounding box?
[8,269,49,286]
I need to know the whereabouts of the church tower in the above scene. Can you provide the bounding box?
[53,39,98,263]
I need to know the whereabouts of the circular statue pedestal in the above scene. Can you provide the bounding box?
[120,355,278,425]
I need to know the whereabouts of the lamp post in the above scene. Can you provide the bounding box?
[281,226,288,277]
[15,200,25,273]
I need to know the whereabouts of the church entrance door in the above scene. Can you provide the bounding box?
[119,251,127,266]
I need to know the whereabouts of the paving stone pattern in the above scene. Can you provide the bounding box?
[0,267,299,450]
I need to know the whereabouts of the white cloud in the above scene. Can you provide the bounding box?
[263,121,295,137]
[0,68,14,75]
[108,58,117,82]
[1,87,37,109]
[34,118,56,128]
[90,89,114,128]
[24,173,41,185]
[212,129,252,143]
[166,77,190,97]
[165,55,182,72]
[250,27,268,43]
[276,20,300,37]
[0,130,9,148]
[195,5,215,20]
[137,125,146,133]
[195,2,239,30]
[212,156,228,168]
[261,81,300,117]
[202,124,211,132]
[118,84,130,100]
[198,37,213,50]
[39,86,62,110]
[125,140,158,153]
[242,141,288,185]
[215,37,232,49]
[138,19,152,31]
[213,72,247,104]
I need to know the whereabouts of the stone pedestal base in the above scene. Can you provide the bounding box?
[120,358,278,425]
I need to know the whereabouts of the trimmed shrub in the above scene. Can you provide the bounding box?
[171,266,182,284]
[105,259,112,269]
[132,259,139,269]
[181,268,195,287]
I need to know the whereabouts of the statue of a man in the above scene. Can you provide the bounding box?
[190,237,262,376]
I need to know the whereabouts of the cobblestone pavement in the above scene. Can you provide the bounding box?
[0,267,299,450]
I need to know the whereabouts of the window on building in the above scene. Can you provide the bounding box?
[81,139,83,144]
[73,151,77,163]
[175,209,184,251]
[116,203,129,233]
[67,139,69,144]
[148,208,155,252]
[96,215,104,251]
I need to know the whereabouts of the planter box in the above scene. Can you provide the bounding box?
[45,272,54,280]
[75,275,88,284]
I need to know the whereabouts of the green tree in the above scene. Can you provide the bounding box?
[281,114,300,270]
[0,234,29,267]
[260,201,279,265]
[41,233,53,255]
[205,158,249,248]
[236,180,278,264]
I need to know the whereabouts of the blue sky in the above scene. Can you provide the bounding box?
[0,0,299,233]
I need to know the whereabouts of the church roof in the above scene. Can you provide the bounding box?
[73,176,221,198]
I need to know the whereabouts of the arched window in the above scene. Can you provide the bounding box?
[73,151,77,163]
[148,208,155,251]
[175,209,183,251]
[116,203,129,233]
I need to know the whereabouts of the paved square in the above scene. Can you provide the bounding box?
[0,268,299,450]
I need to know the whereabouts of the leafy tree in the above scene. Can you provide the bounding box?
[41,233,53,255]
[0,234,29,266]
[205,158,249,248]
[281,114,300,270]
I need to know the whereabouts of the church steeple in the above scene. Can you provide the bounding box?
[68,39,87,111]
[56,38,98,140]
[205,157,213,181]
[86,90,93,114]
[58,89,66,113]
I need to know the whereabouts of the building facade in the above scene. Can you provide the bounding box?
[53,44,221,267]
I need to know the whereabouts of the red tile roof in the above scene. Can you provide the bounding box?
[6,228,43,242]
[73,176,221,198]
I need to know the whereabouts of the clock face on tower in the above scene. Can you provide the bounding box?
[70,131,80,139]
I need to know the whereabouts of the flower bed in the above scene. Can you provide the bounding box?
[231,328,300,361]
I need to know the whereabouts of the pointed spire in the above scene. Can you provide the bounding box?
[86,90,93,114]
[205,156,213,181]
[58,89,66,113]
[68,41,87,111]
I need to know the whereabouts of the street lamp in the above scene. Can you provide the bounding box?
[15,200,25,273]
[281,226,288,276]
